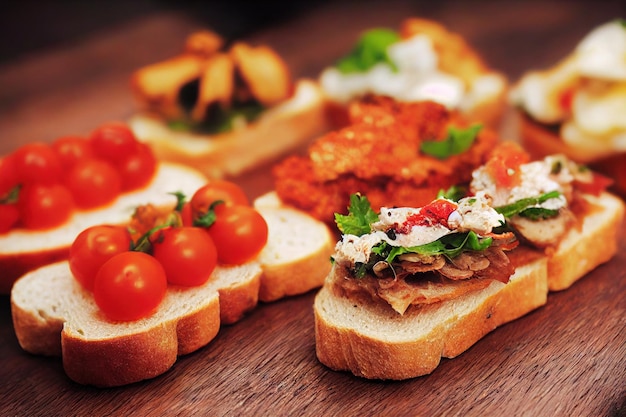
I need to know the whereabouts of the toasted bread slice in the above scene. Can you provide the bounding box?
[314,248,548,380]
[547,191,624,291]
[129,79,330,178]
[0,163,207,293]
[11,261,262,387]
[254,191,335,302]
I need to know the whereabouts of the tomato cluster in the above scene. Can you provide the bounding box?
[0,122,156,234]
[68,180,269,322]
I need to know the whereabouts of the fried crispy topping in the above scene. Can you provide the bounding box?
[273,97,498,223]
[131,30,294,125]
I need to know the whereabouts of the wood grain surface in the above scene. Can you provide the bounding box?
[1,1,625,416]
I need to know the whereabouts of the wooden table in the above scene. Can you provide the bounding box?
[1,1,625,416]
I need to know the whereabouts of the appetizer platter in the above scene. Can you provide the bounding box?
[1,1,624,416]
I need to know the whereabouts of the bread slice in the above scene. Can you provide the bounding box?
[128,79,330,179]
[0,163,207,293]
[547,191,624,291]
[254,191,335,302]
[11,260,262,387]
[314,248,548,380]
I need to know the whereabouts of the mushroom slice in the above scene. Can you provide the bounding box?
[185,30,224,57]
[230,42,294,106]
[191,52,234,122]
[131,54,204,119]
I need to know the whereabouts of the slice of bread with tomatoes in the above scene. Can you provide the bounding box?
[10,184,334,387]
[0,123,209,294]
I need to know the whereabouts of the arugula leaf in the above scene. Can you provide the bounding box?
[334,193,379,235]
[377,231,493,264]
[421,124,482,159]
[618,18,626,28]
[335,28,400,74]
[495,190,562,219]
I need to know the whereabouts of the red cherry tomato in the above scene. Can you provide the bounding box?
[116,142,157,191]
[89,122,139,164]
[93,251,167,321]
[152,226,218,286]
[69,225,132,291]
[0,155,19,198]
[190,180,249,221]
[12,142,63,186]
[0,204,19,234]
[207,204,268,265]
[18,183,74,230]
[52,135,94,168]
[65,158,122,209]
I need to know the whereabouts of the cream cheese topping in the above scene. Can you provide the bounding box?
[320,34,475,110]
[471,154,574,209]
[510,20,626,159]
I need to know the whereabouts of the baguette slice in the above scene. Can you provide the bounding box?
[314,248,548,380]
[11,260,262,387]
[0,163,207,293]
[128,79,330,178]
[254,191,335,302]
[547,191,624,291]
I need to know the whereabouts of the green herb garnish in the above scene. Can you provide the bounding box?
[335,28,400,74]
[495,191,562,219]
[421,124,482,159]
[436,185,468,202]
[334,193,379,236]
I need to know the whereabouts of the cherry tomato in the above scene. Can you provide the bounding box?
[65,158,122,209]
[93,251,167,321]
[18,183,74,230]
[0,155,18,198]
[190,180,249,221]
[116,142,157,191]
[0,204,19,234]
[89,122,139,164]
[12,142,63,186]
[207,204,268,265]
[69,225,132,291]
[152,226,217,286]
[51,135,94,168]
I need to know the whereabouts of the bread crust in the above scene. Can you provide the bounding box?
[546,192,624,291]
[129,79,330,178]
[314,248,548,380]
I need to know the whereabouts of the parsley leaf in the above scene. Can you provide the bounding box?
[334,193,379,236]
[421,124,482,159]
[335,28,400,74]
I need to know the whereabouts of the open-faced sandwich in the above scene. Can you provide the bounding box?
[314,142,623,380]
[510,19,626,195]
[314,192,547,380]
[272,96,498,224]
[0,122,207,293]
[11,180,334,387]
[469,141,624,291]
[128,30,330,178]
[319,17,507,128]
